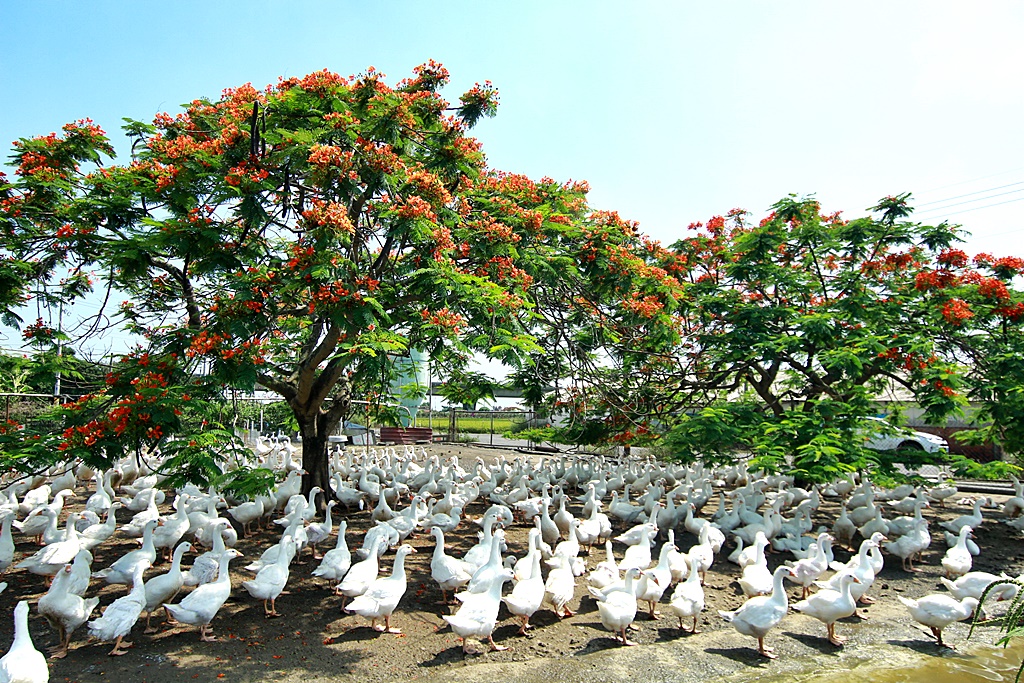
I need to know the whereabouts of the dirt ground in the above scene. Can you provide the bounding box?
[1,444,1021,683]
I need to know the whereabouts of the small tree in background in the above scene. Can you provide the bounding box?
[652,195,1022,480]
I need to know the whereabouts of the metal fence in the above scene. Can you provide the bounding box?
[1,392,62,434]
[411,409,540,446]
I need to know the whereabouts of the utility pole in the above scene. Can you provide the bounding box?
[52,300,64,404]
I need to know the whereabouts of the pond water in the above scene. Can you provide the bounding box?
[784,638,1024,683]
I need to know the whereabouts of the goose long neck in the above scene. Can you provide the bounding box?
[128,568,148,601]
[770,568,789,602]
[12,604,33,649]
[857,542,872,563]
[481,515,495,539]
[217,554,233,583]
[840,576,856,601]
[213,524,226,553]
[487,534,502,564]
[170,545,187,571]
[392,551,409,579]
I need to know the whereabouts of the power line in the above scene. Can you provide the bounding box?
[914,195,1024,220]
[913,187,1024,217]
[913,166,1024,197]
[913,181,1024,208]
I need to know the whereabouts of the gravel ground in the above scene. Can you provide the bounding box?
[0,444,1020,683]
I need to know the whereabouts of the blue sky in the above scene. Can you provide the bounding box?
[3,1,1024,355]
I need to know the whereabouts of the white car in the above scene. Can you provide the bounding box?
[863,416,948,453]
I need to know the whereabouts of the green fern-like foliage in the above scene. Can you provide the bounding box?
[970,578,1024,683]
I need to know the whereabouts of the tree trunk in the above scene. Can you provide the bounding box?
[297,413,332,512]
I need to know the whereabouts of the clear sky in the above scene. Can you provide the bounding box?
[3,1,1023,355]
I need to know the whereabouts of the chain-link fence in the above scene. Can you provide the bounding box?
[1,392,62,434]
[410,409,542,447]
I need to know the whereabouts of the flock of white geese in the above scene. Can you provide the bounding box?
[0,439,1021,682]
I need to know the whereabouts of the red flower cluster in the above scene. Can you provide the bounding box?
[476,218,519,243]
[187,330,230,357]
[397,196,438,222]
[996,302,1024,321]
[992,256,1024,278]
[21,318,56,342]
[313,282,351,304]
[977,277,1010,301]
[225,161,269,187]
[420,307,466,333]
[937,249,969,268]
[302,200,354,234]
[307,144,354,169]
[941,298,974,325]
[914,269,960,291]
[622,293,665,318]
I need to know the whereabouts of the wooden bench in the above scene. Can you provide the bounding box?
[379,426,433,444]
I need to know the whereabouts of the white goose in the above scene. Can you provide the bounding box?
[667,558,705,633]
[586,539,620,590]
[940,571,1018,605]
[941,525,974,578]
[591,567,642,646]
[143,542,192,632]
[940,498,984,534]
[185,519,231,585]
[152,496,191,561]
[443,567,514,654]
[242,537,295,617]
[312,521,352,590]
[429,527,474,603]
[898,593,979,648]
[719,565,795,659]
[543,554,577,618]
[636,543,672,618]
[0,601,48,683]
[93,519,158,585]
[163,548,244,642]
[79,502,122,551]
[737,539,773,598]
[792,573,860,646]
[16,513,83,577]
[787,532,832,599]
[345,544,416,633]
[503,550,545,634]
[305,501,337,558]
[0,513,15,573]
[38,563,100,659]
[336,536,382,609]
[87,564,149,656]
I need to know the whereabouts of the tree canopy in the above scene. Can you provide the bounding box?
[0,63,662,493]
[547,195,1024,481]
[3,65,1022,488]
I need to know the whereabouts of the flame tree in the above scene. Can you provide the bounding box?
[1,63,671,495]
[555,195,1024,481]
